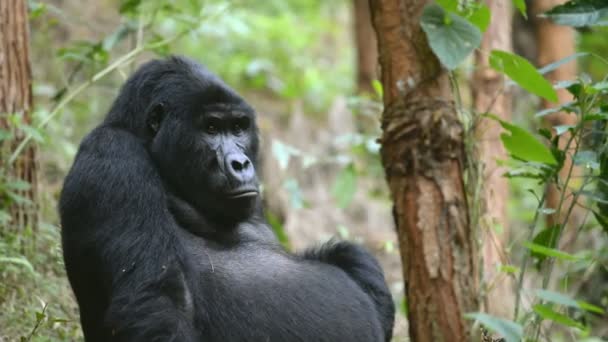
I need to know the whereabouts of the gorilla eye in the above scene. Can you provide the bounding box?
[232,118,250,135]
[205,122,219,135]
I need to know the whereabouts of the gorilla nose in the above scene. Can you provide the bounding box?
[225,153,255,182]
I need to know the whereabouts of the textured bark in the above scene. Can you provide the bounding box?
[472,0,514,319]
[369,0,477,341]
[532,0,582,232]
[0,0,38,231]
[353,0,378,94]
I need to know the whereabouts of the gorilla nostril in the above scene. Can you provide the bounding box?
[231,160,244,171]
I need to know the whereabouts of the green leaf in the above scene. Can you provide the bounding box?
[0,256,35,274]
[531,225,561,265]
[467,4,491,33]
[533,304,585,329]
[534,101,577,118]
[538,53,588,75]
[29,1,47,19]
[523,242,581,261]
[536,289,580,309]
[5,180,31,191]
[265,210,289,248]
[119,0,142,14]
[513,0,527,18]
[465,312,523,342]
[420,4,482,70]
[487,115,557,165]
[554,125,575,136]
[499,264,520,275]
[544,0,608,27]
[490,50,559,102]
[332,164,357,208]
[577,300,605,314]
[372,80,383,99]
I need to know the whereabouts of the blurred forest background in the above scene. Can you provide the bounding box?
[1,0,608,341]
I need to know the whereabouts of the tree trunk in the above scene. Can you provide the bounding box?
[532,0,581,235]
[353,0,378,94]
[472,0,514,319]
[0,0,38,232]
[369,1,477,341]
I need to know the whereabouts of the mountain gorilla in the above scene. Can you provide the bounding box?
[60,56,394,342]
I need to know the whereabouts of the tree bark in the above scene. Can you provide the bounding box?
[353,0,378,94]
[0,0,38,232]
[532,0,583,239]
[472,0,514,319]
[369,1,477,341]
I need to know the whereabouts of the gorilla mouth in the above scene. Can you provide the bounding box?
[227,188,258,199]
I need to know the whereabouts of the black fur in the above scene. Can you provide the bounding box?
[60,56,395,341]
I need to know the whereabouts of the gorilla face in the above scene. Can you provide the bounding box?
[146,70,260,225]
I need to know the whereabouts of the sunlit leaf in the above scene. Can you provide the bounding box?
[467,4,491,32]
[490,50,558,102]
[487,114,557,165]
[420,4,482,70]
[513,0,527,18]
[578,300,605,314]
[523,242,581,261]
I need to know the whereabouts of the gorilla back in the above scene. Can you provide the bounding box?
[60,56,394,341]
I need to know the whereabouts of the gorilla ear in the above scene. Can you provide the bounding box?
[147,102,165,135]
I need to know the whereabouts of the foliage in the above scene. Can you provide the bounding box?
[2,0,608,340]
[421,0,608,340]
[543,0,608,27]
[420,3,482,70]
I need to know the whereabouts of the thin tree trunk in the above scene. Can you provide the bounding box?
[353,0,378,94]
[472,0,514,319]
[0,0,38,232]
[369,0,477,341]
[532,0,581,234]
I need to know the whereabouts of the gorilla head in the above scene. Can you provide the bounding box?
[105,57,260,225]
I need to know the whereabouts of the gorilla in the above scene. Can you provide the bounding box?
[59,56,395,342]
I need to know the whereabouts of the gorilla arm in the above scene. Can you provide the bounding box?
[60,127,200,342]
[301,240,395,341]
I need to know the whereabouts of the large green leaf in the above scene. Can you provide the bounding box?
[513,0,527,18]
[544,0,608,27]
[465,313,523,342]
[487,115,557,165]
[536,289,580,309]
[533,304,585,329]
[490,50,559,102]
[420,4,482,70]
[523,242,581,261]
